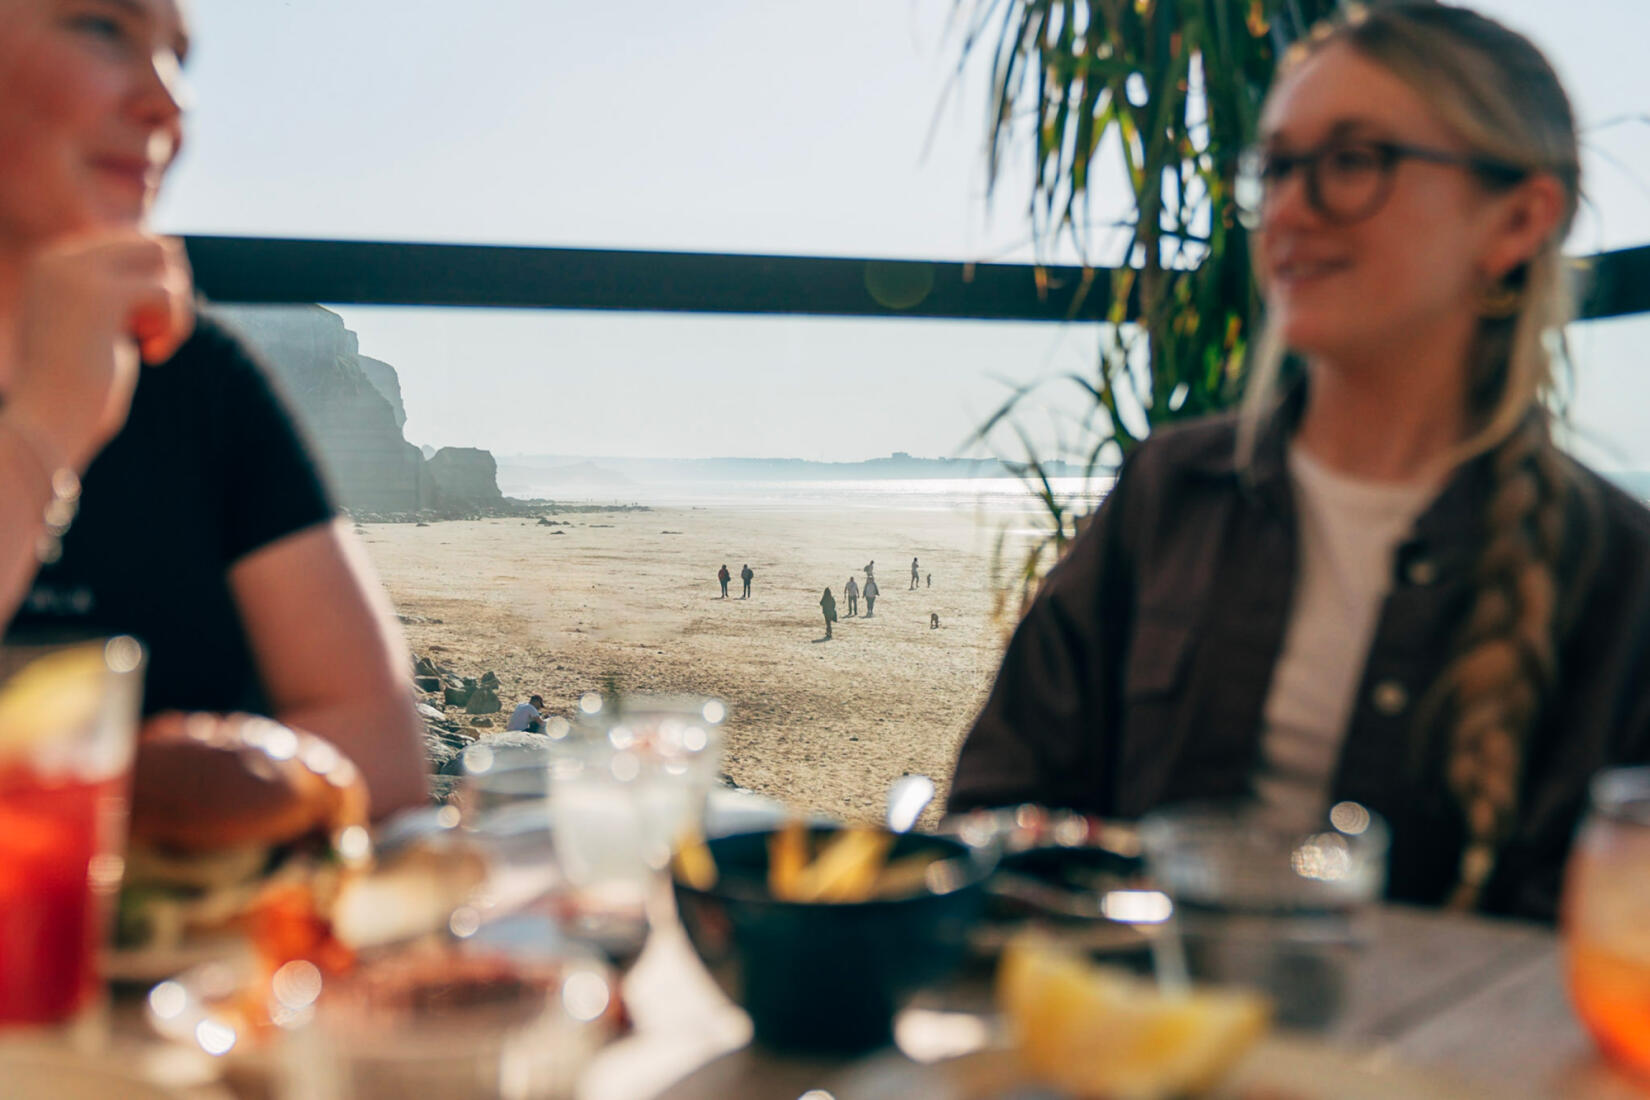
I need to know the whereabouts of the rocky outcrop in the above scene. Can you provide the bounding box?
[464,685,502,715]
[358,356,407,431]
[427,447,505,509]
[410,652,561,803]
[215,305,441,514]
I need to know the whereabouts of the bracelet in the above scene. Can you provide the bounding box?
[0,416,81,564]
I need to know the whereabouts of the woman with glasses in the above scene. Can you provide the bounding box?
[948,2,1650,921]
[0,0,427,815]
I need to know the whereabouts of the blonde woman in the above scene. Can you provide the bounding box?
[0,0,427,815]
[949,2,1650,920]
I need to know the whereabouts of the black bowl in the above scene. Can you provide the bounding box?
[671,827,994,1054]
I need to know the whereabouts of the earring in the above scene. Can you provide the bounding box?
[1482,279,1522,320]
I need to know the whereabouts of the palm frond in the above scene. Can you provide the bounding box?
[956,0,1338,615]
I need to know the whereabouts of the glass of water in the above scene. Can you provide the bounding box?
[545,694,726,971]
[1139,800,1388,1030]
[456,731,572,839]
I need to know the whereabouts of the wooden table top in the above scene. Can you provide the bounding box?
[578,905,1650,1100]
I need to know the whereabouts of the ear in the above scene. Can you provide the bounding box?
[1479,173,1566,282]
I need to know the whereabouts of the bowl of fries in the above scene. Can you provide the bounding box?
[670,822,994,1053]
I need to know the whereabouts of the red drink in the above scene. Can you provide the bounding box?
[0,766,128,1025]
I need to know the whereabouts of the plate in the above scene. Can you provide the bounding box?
[819,1036,1487,1099]
[105,939,249,986]
[0,1041,233,1099]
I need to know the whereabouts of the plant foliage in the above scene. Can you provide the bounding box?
[955,0,1340,608]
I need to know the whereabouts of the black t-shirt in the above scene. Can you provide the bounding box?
[6,316,336,716]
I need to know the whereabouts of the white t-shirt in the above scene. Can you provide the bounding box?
[505,702,543,732]
[1252,446,1441,818]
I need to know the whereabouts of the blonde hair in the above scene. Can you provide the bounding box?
[1237,2,1584,910]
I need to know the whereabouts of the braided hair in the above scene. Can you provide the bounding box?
[1238,3,1588,909]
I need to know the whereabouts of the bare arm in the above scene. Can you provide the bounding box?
[0,420,56,624]
[229,517,428,818]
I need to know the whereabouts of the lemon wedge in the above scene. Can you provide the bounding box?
[0,643,112,761]
[998,932,1271,1100]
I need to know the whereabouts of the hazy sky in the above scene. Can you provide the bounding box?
[155,1,1650,466]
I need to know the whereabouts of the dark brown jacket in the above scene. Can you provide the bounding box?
[948,406,1650,921]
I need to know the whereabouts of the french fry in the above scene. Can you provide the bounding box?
[870,851,942,900]
[767,818,810,899]
[791,828,895,903]
[673,829,717,891]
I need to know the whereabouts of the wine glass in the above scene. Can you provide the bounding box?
[544,694,726,972]
[1562,766,1650,1078]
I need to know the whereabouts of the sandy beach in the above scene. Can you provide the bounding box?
[361,498,1043,825]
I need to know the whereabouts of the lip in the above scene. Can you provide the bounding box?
[1268,255,1352,287]
[88,155,161,194]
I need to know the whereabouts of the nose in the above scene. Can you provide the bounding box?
[130,47,189,154]
[128,47,189,172]
[1260,166,1318,234]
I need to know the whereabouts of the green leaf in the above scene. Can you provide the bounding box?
[956,0,1329,610]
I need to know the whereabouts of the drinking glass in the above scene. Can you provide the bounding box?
[277,938,619,1100]
[1139,800,1388,1030]
[545,694,725,971]
[0,637,144,1033]
[1563,766,1650,1078]
[456,729,574,839]
[453,739,569,927]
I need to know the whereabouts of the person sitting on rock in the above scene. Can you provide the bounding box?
[506,694,546,733]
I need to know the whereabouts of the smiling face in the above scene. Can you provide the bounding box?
[0,0,191,248]
[1253,42,1512,371]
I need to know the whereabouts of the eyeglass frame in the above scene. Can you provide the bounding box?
[1235,138,1528,230]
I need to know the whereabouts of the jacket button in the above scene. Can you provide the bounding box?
[1406,558,1439,586]
[1372,680,1409,717]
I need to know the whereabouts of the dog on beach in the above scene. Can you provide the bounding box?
[930,612,940,630]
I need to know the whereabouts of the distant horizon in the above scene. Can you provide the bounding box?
[166,3,1649,473]
[491,453,1090,491]
[492,450,1081,466]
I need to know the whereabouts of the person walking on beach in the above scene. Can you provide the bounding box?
[863,574,880,617]
[844,575,859,617]
[820,587,837,639]
[717,563,731,599]
[740,563,754,599]
[926,573,931,588]
[910,557,920,590]
[863,560,875,581]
